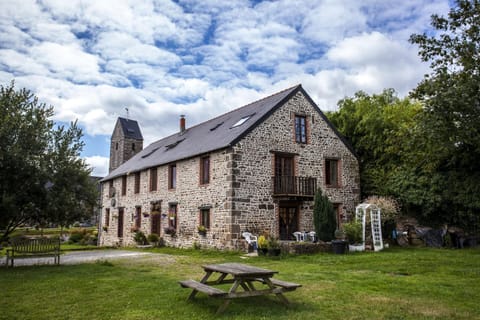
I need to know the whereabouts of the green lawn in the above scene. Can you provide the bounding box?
[1,247,479,320]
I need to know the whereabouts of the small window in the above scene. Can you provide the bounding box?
[169,164,177,189]
[168,204,177,229]
[200,156,210,185]
[232,114,254,128]
[105,208,110,227]
[200,208,210,229]
[325,159,339,187]
[134,172,140,194]
[295,115,307,144]
[132,143,136,151]
[109,180,115,197]
[150,167,158,191]
[115,142,118,150]
[121,176,127,196]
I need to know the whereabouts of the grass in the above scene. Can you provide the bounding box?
[0,247,479,320]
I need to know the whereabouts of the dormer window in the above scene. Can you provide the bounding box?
[232,114,255,128]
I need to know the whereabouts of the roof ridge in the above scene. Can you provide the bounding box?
[148,84,301,145]
[207,84,301,123]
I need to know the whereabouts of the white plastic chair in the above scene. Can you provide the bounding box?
[293,231,303,241]
[242,232,258,250]
[308,231,317,242]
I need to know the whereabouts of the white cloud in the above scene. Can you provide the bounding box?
[33,42,104,83]
[84,155,109,177]
[0,0,451,175]
[301,0,367,44]
[93,32,181,66]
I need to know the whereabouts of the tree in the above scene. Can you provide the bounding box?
[0,82,98,242]
[327,89,421,197]
[409,0,480,230]
[313,189,336,242]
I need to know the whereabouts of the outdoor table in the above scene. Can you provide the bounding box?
[179,262,301,314]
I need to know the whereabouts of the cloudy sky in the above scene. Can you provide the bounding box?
[0,0,450,177]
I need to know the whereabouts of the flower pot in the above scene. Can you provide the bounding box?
[331,240,347,254]
[349,244,364,252]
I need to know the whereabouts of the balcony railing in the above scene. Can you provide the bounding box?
[272,176,317,197]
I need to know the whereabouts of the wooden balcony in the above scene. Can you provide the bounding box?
[272,176,317,198]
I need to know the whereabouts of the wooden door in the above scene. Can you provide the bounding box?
[151,212,161,235]
[117,208,124,238]
[279,204,299,240]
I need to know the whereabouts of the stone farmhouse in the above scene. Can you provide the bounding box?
[99,84,360,250]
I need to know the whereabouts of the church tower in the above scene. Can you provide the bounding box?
[109,117,143,173]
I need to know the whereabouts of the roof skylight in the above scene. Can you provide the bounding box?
[165,138,185,150]
[232,114,255,128]
[210,122,224,131]
[141,147,159,158]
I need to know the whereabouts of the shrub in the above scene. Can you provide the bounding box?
[68,232,84,244]
[133,231,147,245]
[313,189,336,242]
[147,233,159,244]
[365,196,401,221]
[343,221,363,244]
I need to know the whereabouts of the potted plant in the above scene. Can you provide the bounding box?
[147,233,159,246]
[164,226,176,237]
[133,230,147,245]
[267,237,281,256]
[343,220,364,252]
[197,225,207,236]
[257,235,268,256]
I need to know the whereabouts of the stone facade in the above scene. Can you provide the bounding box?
[99,90,360,250]
[109,119,143,173]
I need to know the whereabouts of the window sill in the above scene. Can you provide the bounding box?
[325,184,341,188]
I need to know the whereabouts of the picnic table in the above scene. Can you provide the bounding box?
[179,262,301,314]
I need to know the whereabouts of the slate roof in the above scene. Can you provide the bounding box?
[102,84,355,181]
[116,117,143,140]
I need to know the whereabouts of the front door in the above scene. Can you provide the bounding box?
[279,203,299,240]
[117,208,124,238]
[151,212,161,235]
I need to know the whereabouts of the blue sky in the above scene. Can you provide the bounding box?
[0,0,450,177]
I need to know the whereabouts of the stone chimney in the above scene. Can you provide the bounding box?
[180,115,186,133]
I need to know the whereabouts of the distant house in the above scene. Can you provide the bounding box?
[99,85,360,249]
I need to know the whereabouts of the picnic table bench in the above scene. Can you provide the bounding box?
[6,237,61,267]
[179,262,301,314]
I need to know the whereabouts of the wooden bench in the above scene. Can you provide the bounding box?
[6,237,61,267]
[256,278,302,291]
[179,280,227,298]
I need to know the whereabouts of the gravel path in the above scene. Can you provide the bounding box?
[2,250,154,267]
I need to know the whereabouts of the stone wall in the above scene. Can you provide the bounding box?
[100,148,238,249]
[228,91,360,240]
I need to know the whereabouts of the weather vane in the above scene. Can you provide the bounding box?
[125,107,129,120]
